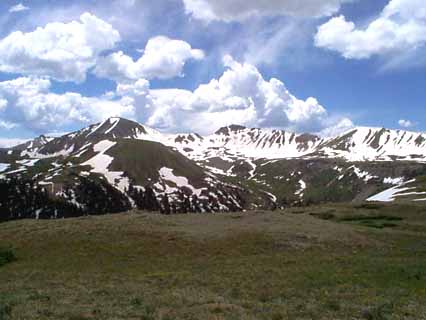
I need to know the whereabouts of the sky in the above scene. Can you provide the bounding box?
[0,0,425,146]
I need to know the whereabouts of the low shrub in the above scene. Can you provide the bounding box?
[309,210,336,220]
[354,203,384,210]
[0,248,16,267]
[339,215,402,222]
[0,303,12,320]
[361,303,393,320]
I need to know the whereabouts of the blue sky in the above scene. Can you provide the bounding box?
[0,0,425,145]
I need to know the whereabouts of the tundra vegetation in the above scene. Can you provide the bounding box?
[1,203,425,319]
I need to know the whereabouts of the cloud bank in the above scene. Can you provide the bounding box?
[315,0,426,60]
[0,55,351,136]
[183,0,353,22]
[0,77,134,132]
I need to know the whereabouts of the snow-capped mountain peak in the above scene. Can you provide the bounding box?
[320,126,426,161]
[83,117,148,139]
[13,119,426,162]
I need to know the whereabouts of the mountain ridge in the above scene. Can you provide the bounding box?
[1,117,426,220]
[10,117,426,160]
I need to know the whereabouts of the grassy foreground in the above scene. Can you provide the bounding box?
[1,203,426,320]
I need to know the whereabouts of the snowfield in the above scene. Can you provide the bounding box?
[367,185,413,202]
[83,140,130,192]
[321,127,426,162]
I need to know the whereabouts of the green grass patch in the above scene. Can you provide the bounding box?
[339,215,403,222]
[354,203,385,210]
[338,215,403,229]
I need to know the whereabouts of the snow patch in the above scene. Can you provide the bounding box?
[367,179,415,202]
[350,166,377,182]
[21,144,75,159]
[263,191,277,203]
[159,167,205,196]
[83,140,130,192]
[0,163,9,173]
[87,119,107,137]
[383,177,404,185]
[104,117,120,134]
[17,159,39,167]
[295,180,306,198]
[5,167,27,174]
[246,158,256,178]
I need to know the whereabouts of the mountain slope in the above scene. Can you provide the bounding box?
[12,135,52,151]
[1,117,426,220]
[0,120,276,220]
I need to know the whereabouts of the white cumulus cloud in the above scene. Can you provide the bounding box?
[398,119,414,128]
[0,57,352,136]
[0,77,135,132]
[183,0,352,22]
[115,55,351,135]
[315,0,426,60]
[319,118,354,137]
[0,13,121,83]
[9,3,29,13]
[94,36,204,81]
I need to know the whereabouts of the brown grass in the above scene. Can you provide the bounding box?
[0,205,425,319]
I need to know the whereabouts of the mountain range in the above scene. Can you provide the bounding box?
[1,117,426,220]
